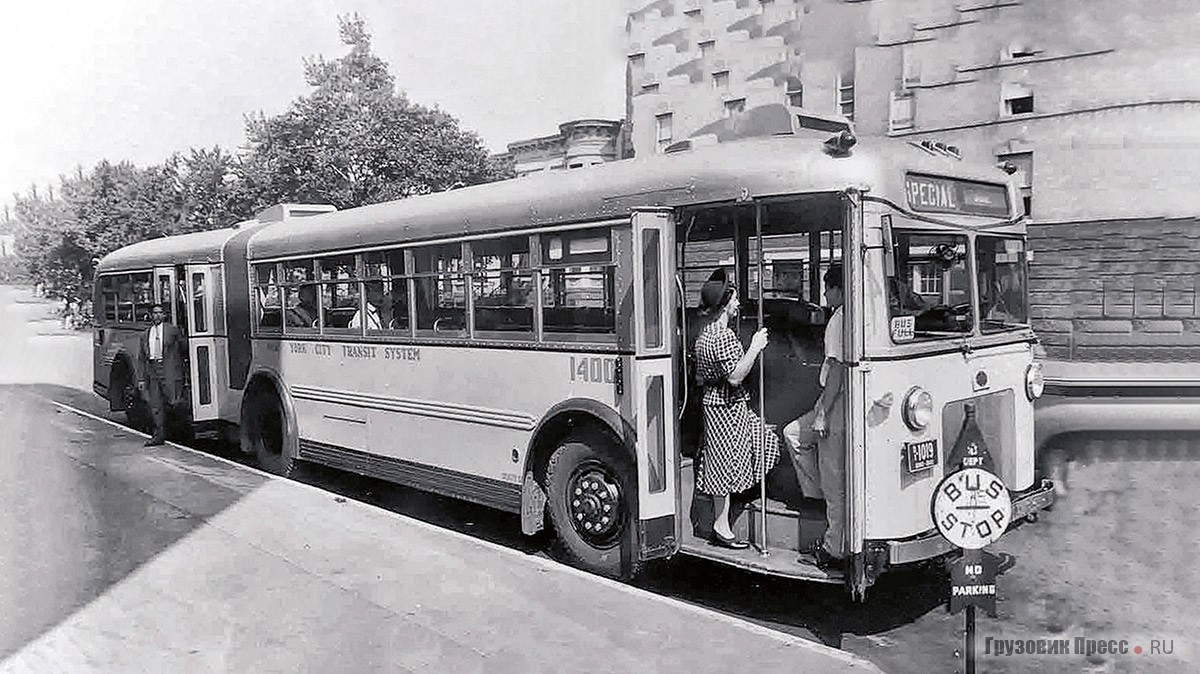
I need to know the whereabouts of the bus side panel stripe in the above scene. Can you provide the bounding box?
[297,439,521,512]
[290,385,538,431]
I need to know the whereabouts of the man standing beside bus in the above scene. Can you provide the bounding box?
[138,303,186,446]
[782,265,846,570]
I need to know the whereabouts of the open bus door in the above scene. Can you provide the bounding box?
[629,208,681,561]
[841,189,870,600]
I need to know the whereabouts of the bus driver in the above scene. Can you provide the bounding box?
[782,264,846,571]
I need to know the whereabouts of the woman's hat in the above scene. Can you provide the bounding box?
[700,268,734,311]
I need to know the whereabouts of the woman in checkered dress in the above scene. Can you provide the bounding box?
[693,270,780,549]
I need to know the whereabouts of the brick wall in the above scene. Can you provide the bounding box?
[1029,217,1200,361]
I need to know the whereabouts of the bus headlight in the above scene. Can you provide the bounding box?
[1025,362,1045,400]
[902,387,934,431]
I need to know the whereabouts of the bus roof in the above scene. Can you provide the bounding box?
[96,222,261,273]
[246,134,1016,261]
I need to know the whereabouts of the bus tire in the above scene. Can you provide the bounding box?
[241,389,295,477]
[113,363,151,432]
[544,433,639,580]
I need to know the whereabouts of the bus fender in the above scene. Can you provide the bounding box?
[520,398,637,536]
[240,367,300,460]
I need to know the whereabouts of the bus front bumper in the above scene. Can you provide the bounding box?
[883,478,1057,566]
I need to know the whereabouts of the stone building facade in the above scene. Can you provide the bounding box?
[494,119,627,178]
[625,0,1200,361]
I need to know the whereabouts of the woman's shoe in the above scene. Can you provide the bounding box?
[710,531,750,550]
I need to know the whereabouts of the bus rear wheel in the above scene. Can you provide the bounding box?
[114,366,151,432]
[242,390,295,477]
[544,434,639,580]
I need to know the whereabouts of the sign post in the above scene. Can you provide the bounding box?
[932,403,1011,674]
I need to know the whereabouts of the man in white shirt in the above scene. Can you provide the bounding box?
[782,264,846,570]
[350,284,391,330]
[138,304,186,446]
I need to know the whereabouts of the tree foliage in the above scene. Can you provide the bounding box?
[8,14,512,298]
[240,15,508,210]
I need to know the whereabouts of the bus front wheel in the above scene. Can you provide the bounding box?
[241,390,295,477]
[544,434,639,580]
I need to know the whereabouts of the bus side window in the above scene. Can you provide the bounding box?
[100,276,118,323]
[131,273,153,323]
[362,249,409,334]
[539,227,616,343]
[254,263,283,332]
[318,254,358,333]
[192,272,207,333]
[413,243,466,336]
[471,236,533,337]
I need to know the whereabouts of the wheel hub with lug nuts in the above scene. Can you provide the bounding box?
[569,468,621,542]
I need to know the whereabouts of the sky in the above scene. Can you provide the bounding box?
[0,0,627,209]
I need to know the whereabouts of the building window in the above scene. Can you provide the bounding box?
[998,151,1033,216]
[837,72,855,120]
[724,98,746,117]
[785,77,803,107]
[1003,40,1038,60]
[1002,82,1034,115]
[712,70,730,91]
[698,40,715,57]
[684,7,702,20]
[889,91,915,131]
[629,53,645,79]
[641,83,659,94]
[655,113,673,153]
[912,262,943,296]
[1007,95,1034,114]
[902,46,921,87]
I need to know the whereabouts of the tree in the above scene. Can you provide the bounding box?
[177,147,255,233]
[240,15,509,210]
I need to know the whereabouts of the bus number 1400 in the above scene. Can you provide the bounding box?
[570,356,618,385]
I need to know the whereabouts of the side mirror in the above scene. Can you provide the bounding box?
[881,215,896,278]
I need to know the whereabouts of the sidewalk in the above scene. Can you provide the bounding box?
[1,393,885,674]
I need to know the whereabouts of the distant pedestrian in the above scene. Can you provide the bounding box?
[138,303,186,446]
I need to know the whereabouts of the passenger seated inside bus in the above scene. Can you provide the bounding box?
[286,286,319,328]
[351,283,391,329]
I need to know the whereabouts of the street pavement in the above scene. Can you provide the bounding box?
[0,286,883,673]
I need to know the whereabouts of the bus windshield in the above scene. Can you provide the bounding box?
[888,231,973,339]
[976,235,1029,332]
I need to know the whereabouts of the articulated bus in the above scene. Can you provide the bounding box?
[94,105,1055,599]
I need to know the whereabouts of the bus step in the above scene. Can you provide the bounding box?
[735,498,827,554]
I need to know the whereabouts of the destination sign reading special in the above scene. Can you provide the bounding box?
[905,173,1010,218]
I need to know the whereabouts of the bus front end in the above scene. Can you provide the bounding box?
[854,175,1056,589]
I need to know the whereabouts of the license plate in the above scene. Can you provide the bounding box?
[904,439,938,473]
